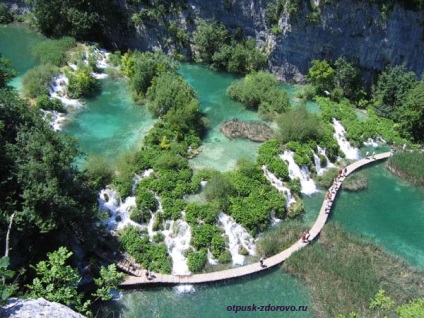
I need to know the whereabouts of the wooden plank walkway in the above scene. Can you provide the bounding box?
[120,152,391,287]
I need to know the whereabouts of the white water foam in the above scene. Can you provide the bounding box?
[174,285,195,294]
[280,151,317,195]
[332,119,360,160]
[218,212,256,266]
[262,166,296,206]
[313,146,335,176]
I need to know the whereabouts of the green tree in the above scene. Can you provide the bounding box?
[0,54,17,89]
[307,59,335,93]
[92,264,124,301]
[194,19,229,65]
[373,64,417,120]
[67,64,98,98]
[0,4,13,24]
[398,82,424,142]
[334,57,361,100]
[27,247,89,312]
[227,71,290,118]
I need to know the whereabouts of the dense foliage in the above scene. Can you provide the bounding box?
[194,19,267,74]
[66,64,98,98]
[0,4,13,24]
[28,0,121,39]
[0,89,98,269]
[227,71,290,119]
[0,54,16,89]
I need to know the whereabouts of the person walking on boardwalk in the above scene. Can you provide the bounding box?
[259,257,265,267]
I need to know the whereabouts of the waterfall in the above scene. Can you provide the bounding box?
[207,249,218,265]
[363,137,379,148]
[49,73,83,108]
[218,212,256,266]
[332,119,360,160]
[162,220,192,275]
[279,151,317,195]
[262,166,296,206]
[313,146,335,176]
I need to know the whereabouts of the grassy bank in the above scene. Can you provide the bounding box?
[283,223,424,317]
[387,151,424,185]
[257,220,304,257]
[342,172,367,191]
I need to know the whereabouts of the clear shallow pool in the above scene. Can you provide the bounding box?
[61,78,154,162]
[0,23,46,90]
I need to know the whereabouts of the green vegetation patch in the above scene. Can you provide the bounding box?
[22,64,59,98]
[33,37,77,66]
[387,151,424,186]
[227,71,290,119]
[257,219,304,257]
[342,172,367,191]
[283,223,424,317]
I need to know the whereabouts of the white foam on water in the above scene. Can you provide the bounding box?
[280,151,317,195]
[174,285,195,294]
[218,212,256,266]
[207,249,218,265]
[313,146,335,176]
[332,118,360,160]
[363,137,379,148]
[262,166,296,206]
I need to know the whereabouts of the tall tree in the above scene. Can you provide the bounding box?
[399,82,424,142]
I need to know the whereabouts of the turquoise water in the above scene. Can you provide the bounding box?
[179,64,263,171]
[103,269,312,318]
[61,78,154,161]
[333,162,424,268]
[0,23,46,90]
[3,24,424,317]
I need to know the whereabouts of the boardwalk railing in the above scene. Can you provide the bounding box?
[120,152,391,287]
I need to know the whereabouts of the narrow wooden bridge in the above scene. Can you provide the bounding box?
[120,152,391,287]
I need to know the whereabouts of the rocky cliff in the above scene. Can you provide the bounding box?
[0,298,85,318]
[118,0,424,82]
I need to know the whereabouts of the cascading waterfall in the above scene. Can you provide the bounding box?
[313,146,335,176]
[279,151,317,195]
[162,220,192,275]
[218,212,256,266]
[332,119,360,160]
[262,166,296,207]
[363,137,379,148]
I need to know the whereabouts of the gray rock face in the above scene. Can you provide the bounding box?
[118,0,424,82]
[0,298,85,318]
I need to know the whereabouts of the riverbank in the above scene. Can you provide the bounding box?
[387,151,424,185]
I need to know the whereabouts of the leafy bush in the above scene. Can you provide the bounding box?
[33,37,76,66]
[287,200,304,218]
[227,71,290,118]
[211,234,225,258]
[187,249,207,273]
[257,139,289,180]
[204,172,235,211]
[277,105,323,144]
[152,232,165,243]
[191,224,220,250]
[0,4,13,24]
[35,94,65,112]
[218,250,232,264]
[66,64,98,98]
[135,187,158,212]
[22,64,59,98]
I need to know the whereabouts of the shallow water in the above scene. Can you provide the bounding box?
[179,64,263,171]
[61,78,154,161]
[0,23,46,90]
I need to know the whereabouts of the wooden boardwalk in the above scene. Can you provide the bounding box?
[120,152,391,287]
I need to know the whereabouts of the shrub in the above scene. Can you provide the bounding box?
[211,234,225,258]
[152,232,165,243]
[22,64,59,98]
[191,224,219,250]
[227,71,290,118]
[277,105,323,144]
[0,4,13,24]
[187,249,207,273]
[218,250,232,264]
[135,187,158,212]
[35,94,65,112]
[66,64,98,98]
[287,200,304,218]
[204,172,235,211]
